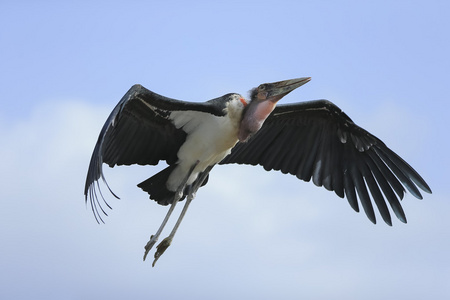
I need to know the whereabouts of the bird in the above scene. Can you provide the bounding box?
[84,77,431,266]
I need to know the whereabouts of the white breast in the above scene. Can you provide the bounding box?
[166,109,241,191]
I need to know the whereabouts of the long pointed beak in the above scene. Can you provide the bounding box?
[265,77,311,102]
[238,77,311,142]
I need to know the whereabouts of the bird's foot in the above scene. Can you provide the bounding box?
[143,235,158,261]
[152,236,173,267]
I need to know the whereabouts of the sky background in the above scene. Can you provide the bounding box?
[1,1,449,299]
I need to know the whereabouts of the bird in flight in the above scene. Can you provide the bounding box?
[84,77,431,266]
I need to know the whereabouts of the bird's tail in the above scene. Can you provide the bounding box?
[137,164,210,206]
[137,165,179,206]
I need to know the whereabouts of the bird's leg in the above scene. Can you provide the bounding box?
[151,186,194,267]
[142,201,177,261]
[152,165,214,267]
[143,162,198,261]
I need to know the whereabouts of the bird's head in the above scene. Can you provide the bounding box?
[238,77,311,141]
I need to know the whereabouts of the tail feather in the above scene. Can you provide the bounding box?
[137,165,210,205]
[137,165,178,205]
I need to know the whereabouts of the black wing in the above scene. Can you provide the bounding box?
[221,100,431,225]
[84,84,225,222]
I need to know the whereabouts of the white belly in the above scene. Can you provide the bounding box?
[166,110,240,191]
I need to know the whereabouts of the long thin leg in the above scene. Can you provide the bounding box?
[143,162,198,261]
[151,165,214,267]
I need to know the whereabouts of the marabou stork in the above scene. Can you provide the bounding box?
[84,77,431,266]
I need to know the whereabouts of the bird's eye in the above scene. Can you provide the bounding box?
[258,84,266,91]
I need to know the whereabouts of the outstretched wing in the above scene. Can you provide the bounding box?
[84,84,224,222]
[221,100,431,225]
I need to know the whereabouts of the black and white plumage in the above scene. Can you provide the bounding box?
[85,85,250,216]
[84,77,431,265]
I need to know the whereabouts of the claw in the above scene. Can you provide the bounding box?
[143,235,157,261]
[152,237,173,267]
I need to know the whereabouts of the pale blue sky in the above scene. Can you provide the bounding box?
[1,1,449,299]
